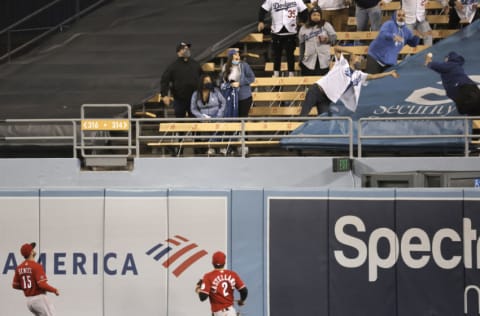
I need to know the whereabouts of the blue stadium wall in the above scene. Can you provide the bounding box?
[2,157,480,316]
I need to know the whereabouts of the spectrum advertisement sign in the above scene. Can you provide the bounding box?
[268,190,480,316]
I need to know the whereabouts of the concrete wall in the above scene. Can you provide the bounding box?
[1,156,480,188]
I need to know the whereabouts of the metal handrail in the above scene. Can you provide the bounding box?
[134,116,354,158]
[358,116,478,158]
[0,0,107,62]
[2,115,480,159]
[2,119,78,157]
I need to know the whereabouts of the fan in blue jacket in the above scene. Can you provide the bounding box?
[425,51,480,115]
[366,9,420,74]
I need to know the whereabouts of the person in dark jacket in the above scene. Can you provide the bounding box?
[160,41,203,118]
[366,10,420,74]
[425,51,480,115]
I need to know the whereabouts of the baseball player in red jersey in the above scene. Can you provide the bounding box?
[12,242,60,316]
[195,251,248,316]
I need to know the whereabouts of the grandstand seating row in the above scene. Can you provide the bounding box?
[147,121,305,151]
[347,14,467,27]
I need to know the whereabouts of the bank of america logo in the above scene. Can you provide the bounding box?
[146,235,208,277]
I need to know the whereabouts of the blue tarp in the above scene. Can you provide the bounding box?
[281,20,480,153]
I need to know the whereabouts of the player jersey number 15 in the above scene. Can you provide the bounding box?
[22,275,33,289]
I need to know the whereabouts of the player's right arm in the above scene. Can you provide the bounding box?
[12,270,22,290]
[37,280,59,295]
[196,277,209,301]
[234,272,248,305]
[238,287,248,305]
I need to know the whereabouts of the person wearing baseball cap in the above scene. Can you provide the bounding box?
[195,251,248,316]
[176,41,191,52]
[160,40,203,119]
[298,6,336,76]
[12,242,60,316]
[424,51,480,116]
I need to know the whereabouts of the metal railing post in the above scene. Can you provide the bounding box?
[135,120,141,158]
[464,117,469,157]
[72,120,77,158]
[357,120,363,158]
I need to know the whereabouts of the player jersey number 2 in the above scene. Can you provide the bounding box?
[220,281,230,297]
[287,9,297,18]
[22,275,32,289]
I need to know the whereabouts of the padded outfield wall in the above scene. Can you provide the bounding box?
[1,188,480,316]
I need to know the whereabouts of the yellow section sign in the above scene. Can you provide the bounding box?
[81,119,130,131]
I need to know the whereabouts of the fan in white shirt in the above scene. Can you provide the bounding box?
[300,46,400,116]
[402,0,449,46]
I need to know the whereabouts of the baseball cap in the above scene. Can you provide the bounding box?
[176,41,191,52]
[212,251,226,266]
[227,48,239,58]
[20,242,36,258]
[310,5,321,14]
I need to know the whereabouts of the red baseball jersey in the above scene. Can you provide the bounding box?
[12,260,56,297]
[200,269,246,312]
